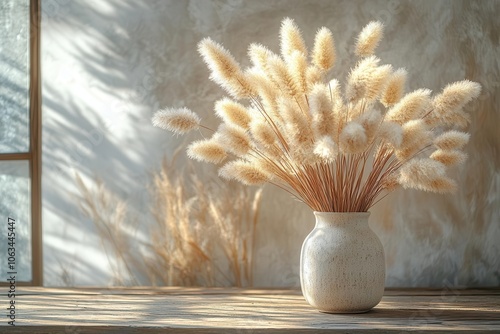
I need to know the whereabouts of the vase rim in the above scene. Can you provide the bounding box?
[313,211,370,218]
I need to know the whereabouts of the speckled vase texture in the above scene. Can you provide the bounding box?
[300,212,385,313]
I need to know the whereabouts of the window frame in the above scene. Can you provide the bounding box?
[0,0,42,286]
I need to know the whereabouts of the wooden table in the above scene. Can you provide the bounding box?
[3,288,499,333]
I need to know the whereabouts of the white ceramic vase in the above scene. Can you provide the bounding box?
[300,212,385,313]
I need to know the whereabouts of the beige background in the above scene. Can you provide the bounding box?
[41,0,499,287]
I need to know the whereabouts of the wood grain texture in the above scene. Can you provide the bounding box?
[1,288,499,332]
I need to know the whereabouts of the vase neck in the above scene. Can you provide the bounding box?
[313,212,370,228]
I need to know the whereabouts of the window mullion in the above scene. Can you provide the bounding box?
[29,0,42,286]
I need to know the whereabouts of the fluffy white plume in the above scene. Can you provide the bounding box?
[385,89,432,124]
[379,121,403,148]
[399,158,446,189]
[219,160,270,185]
[314,136,339,162]
[340,122,368,154]
[152,107,200,134]
[345,56,380,102]
[280,17,308,58]
[187,139,227,164]
[355,21,384,57]
[312,27,336,71]
[381,68,407,106]
[433,130,470,150]
[215,124,252,157]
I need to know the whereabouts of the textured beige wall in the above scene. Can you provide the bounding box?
[42,0,499,287]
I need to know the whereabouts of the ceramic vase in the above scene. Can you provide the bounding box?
[300,212,385,313]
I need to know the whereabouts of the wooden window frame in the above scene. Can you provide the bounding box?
[0,0,42,286]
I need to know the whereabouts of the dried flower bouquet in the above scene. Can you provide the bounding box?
[153,18,480,212]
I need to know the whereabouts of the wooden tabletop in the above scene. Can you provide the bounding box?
[2,287,499,333]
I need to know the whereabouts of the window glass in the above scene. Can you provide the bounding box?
[0,0,30,153]
[0,160,32,281]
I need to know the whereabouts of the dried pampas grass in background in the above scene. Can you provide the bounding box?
[76,155,263,287]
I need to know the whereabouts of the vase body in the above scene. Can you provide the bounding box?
[300,212,385,313]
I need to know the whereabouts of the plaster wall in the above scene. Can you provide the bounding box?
[41,0,500,287]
